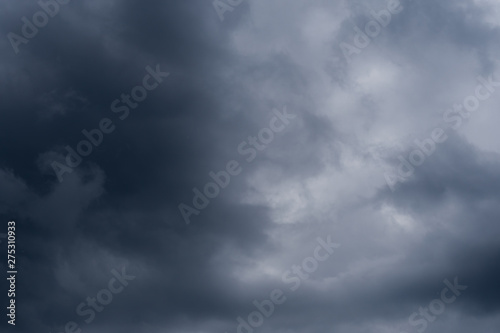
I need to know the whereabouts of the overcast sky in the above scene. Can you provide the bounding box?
[1,0,500,332]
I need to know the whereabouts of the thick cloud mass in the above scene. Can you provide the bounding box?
[1,0,500,332]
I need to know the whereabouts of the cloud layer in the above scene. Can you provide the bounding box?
[1,0,500,332]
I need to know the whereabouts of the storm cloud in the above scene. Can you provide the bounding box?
[0,0,500,332]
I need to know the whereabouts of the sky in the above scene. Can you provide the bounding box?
[1,0,500,332]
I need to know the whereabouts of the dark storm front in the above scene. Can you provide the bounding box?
[50,64,169,183]
[54,267,135,333]
[7,0,72,55]
[178,106,297,224]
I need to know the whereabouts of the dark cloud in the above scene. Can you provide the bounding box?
[1,0,500,332]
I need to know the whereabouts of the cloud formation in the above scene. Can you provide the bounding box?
[0,0,500,332]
